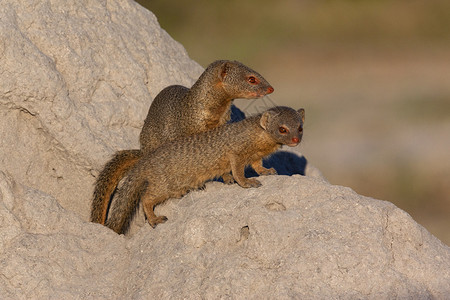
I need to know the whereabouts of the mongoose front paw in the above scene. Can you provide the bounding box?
[148,216,168,228]
[258,167,277,176]
[240,178,262,188]
[222,173,235,185]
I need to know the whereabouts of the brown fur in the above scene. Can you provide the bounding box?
[105,106,305,234]
[90,60,273,224]
[90,150,142,224]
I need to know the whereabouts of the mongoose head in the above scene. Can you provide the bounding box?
[213,60,274,99]
[260,106,305,147]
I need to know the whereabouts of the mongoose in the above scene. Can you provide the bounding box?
[90,60,273,225]
[105,106,305,234]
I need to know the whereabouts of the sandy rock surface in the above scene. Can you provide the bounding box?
[1,172,449,299]
[0,0,203,218]
[1,0,449,299]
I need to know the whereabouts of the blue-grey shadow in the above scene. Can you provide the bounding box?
[230,104,307,178]
[245,151,307,177]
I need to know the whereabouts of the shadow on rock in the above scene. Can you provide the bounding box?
[246,151,307,177]
[230,104,247,123]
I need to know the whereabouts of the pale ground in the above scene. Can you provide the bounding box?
[235,47,450,245]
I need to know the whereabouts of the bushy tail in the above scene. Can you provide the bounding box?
[90,149,142,224]
[105,178,149,234]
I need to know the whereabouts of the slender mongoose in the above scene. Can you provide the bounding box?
[105,106,305,234]
[90,60,273,224]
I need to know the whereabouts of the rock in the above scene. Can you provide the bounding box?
[0,0,203,218]
[137,175,450,299]
[0,0,449,299]
[0,171,128,299]
[1,172,449,298]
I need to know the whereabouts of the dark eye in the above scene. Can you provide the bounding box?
[279,127,288,134]
[248,76,258,84]
[299,127,303,133]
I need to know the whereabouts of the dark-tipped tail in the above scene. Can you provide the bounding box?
[105,178,149,234]
[90,149,142,224]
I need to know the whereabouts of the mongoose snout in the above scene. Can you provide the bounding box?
[291,137,300,145]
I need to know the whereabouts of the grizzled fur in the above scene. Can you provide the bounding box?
[139,60,274,152]
[90,60,273,224]
[105,106,305,234]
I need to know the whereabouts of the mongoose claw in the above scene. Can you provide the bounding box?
[197,184,207,190]
[259,167,277,176]
[240,178,262,188]
[221,173,236,185]
[149,216,168,228]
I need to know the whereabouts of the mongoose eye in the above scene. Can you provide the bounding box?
[247,76,258,84]
[279,127,288,134]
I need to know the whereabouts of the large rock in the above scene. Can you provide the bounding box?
[0,0,449,299]
[1,172,449,298]
[0,0,203,217]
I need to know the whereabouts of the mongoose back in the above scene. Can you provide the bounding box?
[90,60,274,224]
[105,106,305,234]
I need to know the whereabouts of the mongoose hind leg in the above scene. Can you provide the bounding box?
[251,160,277,176]
[148,215,168,228]
[142,193,169,228]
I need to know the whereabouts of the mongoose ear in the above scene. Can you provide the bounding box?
[260,111,276,130]
[298,108,305,123]
[218,62,230,81]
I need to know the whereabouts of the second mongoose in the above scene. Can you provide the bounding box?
[105,106,305,234]
[90,60,274,225]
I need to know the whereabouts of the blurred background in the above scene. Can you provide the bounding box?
[137,0,450,245]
